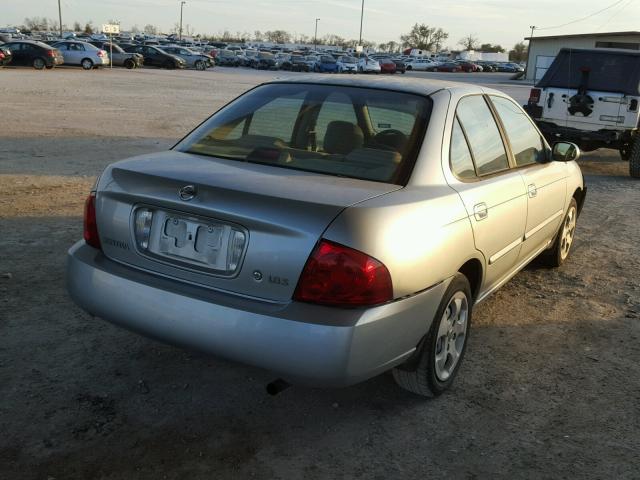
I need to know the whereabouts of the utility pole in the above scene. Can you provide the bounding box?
[524,25,536,80]
[179,1,186,42]
[358,0,365,46]
[58,0,63,37]
[314,18,320,51]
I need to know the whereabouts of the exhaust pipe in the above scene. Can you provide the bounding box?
[266,378,291,396]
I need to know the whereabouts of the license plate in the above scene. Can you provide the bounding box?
[148,211,236,271]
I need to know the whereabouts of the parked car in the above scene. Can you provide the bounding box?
[377,57,397,74]
[290,55,310,72]
[51,40,109,70]
[315,55,338,73]
[0,40,63,69]
[475,61,497,72]
[0,45,12,66]
[249,51,277,70]
[495,62,523,73]
[435,62,462,72]
[67,77,586,397]
[122,44,186,69]
[89,42,143,69]
[238,49,259,66]
[161,46,213,70]
[358,55,381,73]
[456,61,482,72]
[524,47,640,176]
[391,58,407,74]
[216,49,241,67]
[404,57,436,71]
[336,56,358,73]
[275,53,292,70]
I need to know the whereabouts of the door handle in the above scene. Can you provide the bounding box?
[528,184,538,198]
[474,203,488,221]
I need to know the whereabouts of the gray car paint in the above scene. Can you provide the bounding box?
[67,77,585,386]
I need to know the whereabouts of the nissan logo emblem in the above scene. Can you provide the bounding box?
[179,185,197,201]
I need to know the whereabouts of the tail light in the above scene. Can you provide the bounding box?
[293,240,393,307]
[528,88,541,105]
[97,50,106,57]
[83,192,101,250]
[47,49,56,57]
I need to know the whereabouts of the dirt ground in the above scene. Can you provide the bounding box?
[1,68,639,479]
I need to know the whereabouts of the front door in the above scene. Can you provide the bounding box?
[488,95,568,261]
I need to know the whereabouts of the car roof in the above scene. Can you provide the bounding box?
[264,75,493,97]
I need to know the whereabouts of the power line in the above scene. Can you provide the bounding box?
[595,0,636,32]
[536,0,627,30]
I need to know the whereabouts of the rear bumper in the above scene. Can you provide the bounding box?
[66,241,448,387]
[534,120,630,147]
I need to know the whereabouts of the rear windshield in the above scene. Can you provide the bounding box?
[178,83,432,185]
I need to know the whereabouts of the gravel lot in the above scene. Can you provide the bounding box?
[1,67,639,479]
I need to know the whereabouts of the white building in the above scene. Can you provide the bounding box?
[525,31,640,81]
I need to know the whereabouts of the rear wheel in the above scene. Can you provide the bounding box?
[33,57,46,70]
[124,58,135,69]
[195,60,206,71]
[629,138,640,178]
[393,274,472,397]
[81,58,93,70]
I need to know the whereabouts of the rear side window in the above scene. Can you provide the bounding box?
[490,96,546,167]
[178,83,432,185]
[456,96,509,176]
[450,117,476,179]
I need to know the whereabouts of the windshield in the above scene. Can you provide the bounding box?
[177,83,431,185]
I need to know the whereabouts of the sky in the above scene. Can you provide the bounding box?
[4,0,640,49]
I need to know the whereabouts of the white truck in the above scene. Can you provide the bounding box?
[524,48,640,177]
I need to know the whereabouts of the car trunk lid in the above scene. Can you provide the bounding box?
[95,151,401,302]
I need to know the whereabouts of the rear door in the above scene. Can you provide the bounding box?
[489,95,567,261]
[447,95,528,292]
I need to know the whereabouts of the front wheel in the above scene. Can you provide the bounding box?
[393,273,472,397]
[538,198,579,267]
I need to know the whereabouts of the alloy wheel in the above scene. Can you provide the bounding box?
[560,206,577,260]
[434,291,469,381]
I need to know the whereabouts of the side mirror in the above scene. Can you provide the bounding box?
[552,142,580,162]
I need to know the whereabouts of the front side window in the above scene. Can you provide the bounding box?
[456,96,509,176]
[178,83,432,184]
[490,96,547,167]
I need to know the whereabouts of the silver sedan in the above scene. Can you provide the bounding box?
[52,40,109,70]
[160,46,213,70]
[67,77,585,396]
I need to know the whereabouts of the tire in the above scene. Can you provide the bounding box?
[406,65,412,71]
[629,138,640,178]
[81,58,93,70]
[33,57,46,70]
[538,198,579,267]
[393,273,472,397]
[124,59,135,69]
[195,60,206,71]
